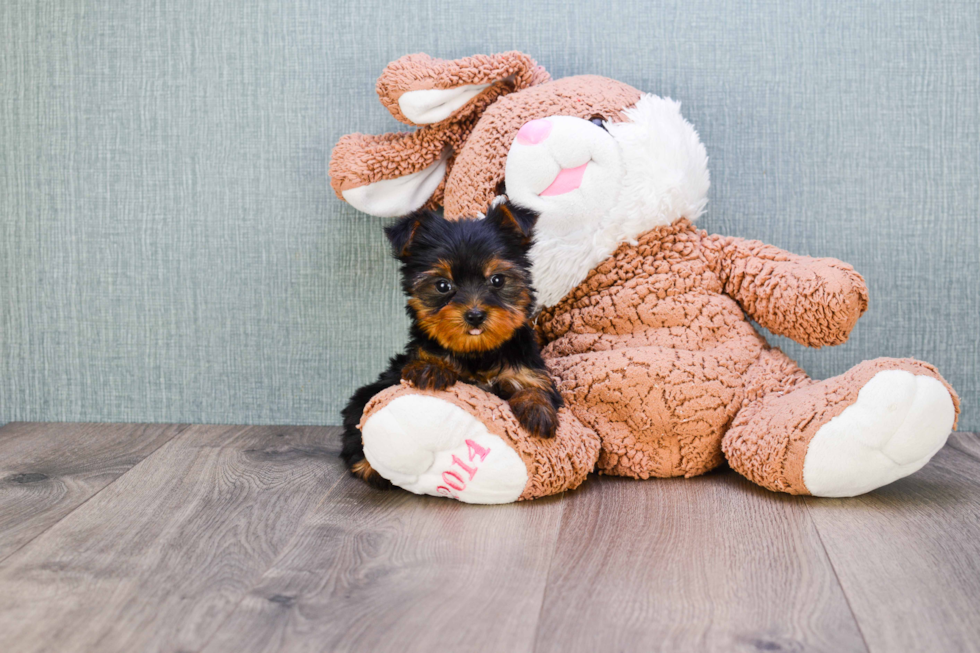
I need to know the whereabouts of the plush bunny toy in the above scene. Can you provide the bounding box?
[330,51,959,504]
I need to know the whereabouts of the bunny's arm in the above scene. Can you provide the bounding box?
[703,234,869,348]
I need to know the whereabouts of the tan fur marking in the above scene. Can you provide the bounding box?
[351,458,379,481]
[483,258,522,279]
[401,349,460,391]
[507,388,559,438]
[431,259,453,281]
[495,365,554,394]
[416,301,526,354]
[398,219,423,257]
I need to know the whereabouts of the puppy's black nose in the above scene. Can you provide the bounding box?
[464,307,487,326]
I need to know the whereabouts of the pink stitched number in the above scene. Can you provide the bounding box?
[436,486,458,499]
[436,441,492,499]
[451,455,478,480]
[442,471,466,492]
[465,439,490,462]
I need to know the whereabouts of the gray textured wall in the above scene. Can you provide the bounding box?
[1,0,978,428]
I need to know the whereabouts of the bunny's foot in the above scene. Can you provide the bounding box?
[724,358,958,497]
[359,382,600,504]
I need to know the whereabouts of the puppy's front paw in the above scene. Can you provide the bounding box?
[402,360,458,391]
[509,389,558,438]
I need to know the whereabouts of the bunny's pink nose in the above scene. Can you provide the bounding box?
[515,119,552,145]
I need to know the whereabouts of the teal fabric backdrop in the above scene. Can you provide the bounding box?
[1,0,978,428]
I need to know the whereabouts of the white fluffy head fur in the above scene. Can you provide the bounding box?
[604,95,710,248]
[504,94,709,307]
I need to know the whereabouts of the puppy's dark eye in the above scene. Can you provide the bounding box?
[489,274,505,288]
[435,279,453,293]
[590,116,607,131]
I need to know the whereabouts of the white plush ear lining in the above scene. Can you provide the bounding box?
[341,148,450,218]
[397,84,492,124]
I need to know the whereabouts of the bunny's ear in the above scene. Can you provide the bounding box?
[329,126,453,218]
[376,52,550,126]
[331,52,550,217]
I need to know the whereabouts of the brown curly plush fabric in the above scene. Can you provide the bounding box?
[329,52,554,209]
[329,125,455,195]
[359,380,601,501]
[723,357,959,494]
[443,75,641,218]
[328,53,640,218]
[536,220,959,489]
[375,52,550,126]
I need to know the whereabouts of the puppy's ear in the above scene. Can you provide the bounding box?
[485,200,537,247]
[384,211,433,259]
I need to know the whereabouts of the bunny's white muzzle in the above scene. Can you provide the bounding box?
[505,116,623,239]
[503,95,710,309]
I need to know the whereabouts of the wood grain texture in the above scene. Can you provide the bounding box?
[805,431,980,653]
[2,424,979,653]
[946,429,980,463]
[200,475,566,653]
[0,425,345,653]
[0,422,186,561]
[534,472,867,653]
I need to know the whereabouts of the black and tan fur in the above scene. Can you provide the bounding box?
[340,201,562,488]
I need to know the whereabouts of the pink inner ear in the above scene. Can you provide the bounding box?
[540,162,589,197]
[516,119,552,145]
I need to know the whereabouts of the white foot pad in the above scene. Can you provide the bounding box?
[803,370,955,497]
[361,395,528,504]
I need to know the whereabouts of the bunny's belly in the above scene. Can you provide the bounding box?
[535,222,776,478]
[544,334,765,478]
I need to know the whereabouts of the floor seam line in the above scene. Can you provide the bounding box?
[802,497,873,653]
[530,491,568,653]
[0,423,194,566]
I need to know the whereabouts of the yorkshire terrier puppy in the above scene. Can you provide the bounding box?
[340,200,563,488]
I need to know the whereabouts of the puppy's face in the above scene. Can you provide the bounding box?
[410,253,530,354]
[386,202,537,354]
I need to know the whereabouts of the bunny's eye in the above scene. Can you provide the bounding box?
[590,116,608,131]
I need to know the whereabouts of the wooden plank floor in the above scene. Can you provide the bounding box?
[0,423,978,653]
